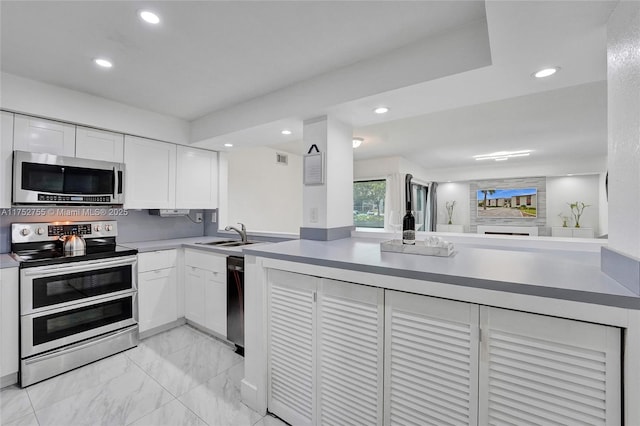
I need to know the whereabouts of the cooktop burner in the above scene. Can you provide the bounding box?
[11,221,137,268]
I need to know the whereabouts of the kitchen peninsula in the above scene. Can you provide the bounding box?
[242,236,639,425]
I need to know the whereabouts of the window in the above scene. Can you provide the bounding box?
[353,180,386,228]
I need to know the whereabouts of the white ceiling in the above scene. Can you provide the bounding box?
[0,1,617,176]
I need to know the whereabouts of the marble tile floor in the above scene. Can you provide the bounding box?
[0,325,288,426]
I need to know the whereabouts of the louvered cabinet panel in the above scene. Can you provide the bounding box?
[385,291,480,426]
[267,269,318,426]
[479,307,621,426]
[318,280,384,426]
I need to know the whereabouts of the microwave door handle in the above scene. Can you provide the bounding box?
[113,166,118,198]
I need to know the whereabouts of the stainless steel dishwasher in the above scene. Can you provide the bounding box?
[227,256,244,356]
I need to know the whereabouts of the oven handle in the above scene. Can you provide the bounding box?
[23,325,138,365]
[22,256,137,277]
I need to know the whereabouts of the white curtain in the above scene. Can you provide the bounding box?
[384,173,405,230]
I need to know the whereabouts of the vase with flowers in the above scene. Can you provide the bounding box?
[445,200,456,225]
[568,201,590,228]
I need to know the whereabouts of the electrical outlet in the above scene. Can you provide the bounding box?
[310,207,318,223]
[195,213,203,223]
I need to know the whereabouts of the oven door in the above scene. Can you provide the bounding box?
[20,256,137,315]
[21,292,138,358]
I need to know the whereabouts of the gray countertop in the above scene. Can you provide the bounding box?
[121,237,271,257]
[243,237,640,310]
[0,253,19,269]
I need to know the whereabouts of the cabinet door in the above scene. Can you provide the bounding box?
[124,135,176,209]
[317,279,384,426]
[175,146,218,209]
[479,306,621,426]
[14,114,75,156]
[184,266,206,326]
[76,126,124,162]
[0,268,19,382]
[267,269,318,426]
[1,111,14,208]
[551,227,573,237]
[204,272,227,337]
[138,268,178,333]
[385,290,480,426]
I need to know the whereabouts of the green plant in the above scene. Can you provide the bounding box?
[568,201,590,228]
[445,200,456,224]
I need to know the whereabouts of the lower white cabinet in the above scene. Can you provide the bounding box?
[385,290,479,426]
[265,270,622,426]
[479,306,621,425]
[551,227,595,238]
[137,250,178,334]
[0,267,19,386]
[267,269,384,426]
[184,249,227,337]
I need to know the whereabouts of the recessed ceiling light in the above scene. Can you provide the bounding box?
[567,174,574,176]
[374,106,389,114]
[94,58,113,68]
[533,67,560,78]
[352,137,364,148]
[281,129,292,135]
[139,10,160,24]
[224,143,233,147]
[474,150,532,161]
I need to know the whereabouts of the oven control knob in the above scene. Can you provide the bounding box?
[94,225,102,232]
[105,224,113,232]
[20,228,31,236]
[36,227,45,235]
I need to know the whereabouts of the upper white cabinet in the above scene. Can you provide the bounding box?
[176,146,218,209]
[1,111,14,209]
[75,126,124,163]
[124,135,177,209]
[13,114,75,156]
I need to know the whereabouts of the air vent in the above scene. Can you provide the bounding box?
[276,153,288,165]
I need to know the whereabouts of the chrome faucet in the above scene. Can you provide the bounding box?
[225,222,247,243]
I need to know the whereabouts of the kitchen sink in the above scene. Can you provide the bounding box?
[196,240,256,247]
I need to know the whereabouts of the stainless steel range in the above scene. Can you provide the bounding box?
[11,220,138,387]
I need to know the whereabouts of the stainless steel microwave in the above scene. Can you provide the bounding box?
[13,151,125,205]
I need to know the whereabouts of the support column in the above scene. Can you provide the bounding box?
[300,115,354,240]
[601,1,640,296]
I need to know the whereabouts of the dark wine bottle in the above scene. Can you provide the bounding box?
[402,174,415,245]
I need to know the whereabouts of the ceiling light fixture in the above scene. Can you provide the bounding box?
[94,58,113,68]
[224,143,233,147]
[374,106,389,114]
[139,10,160,24]
[473,150,532,162]
[533,67,560,78]
[352,137,364,148]
[281,129,292,135]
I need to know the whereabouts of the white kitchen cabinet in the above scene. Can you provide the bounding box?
[551,227,595,238]
[176,146,218,209]
[137,250,178,335]
[1,111,14,209]
[0,267,19,387]
[124,135,176,209]
[479,306,621,425]
[318,279,384,426]
[385,290,480,426]
[184,249,227,337]
[266,270,384,426]
[267,269,318,426]
[13,114,75,156]
[75,126,124,162]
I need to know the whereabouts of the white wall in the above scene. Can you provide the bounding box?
[436,182,470,229]
[354,156,402,180]
[225,146,302,234]
[1,72,190,144]
[546,175,600,233]
[607,2,640,257]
